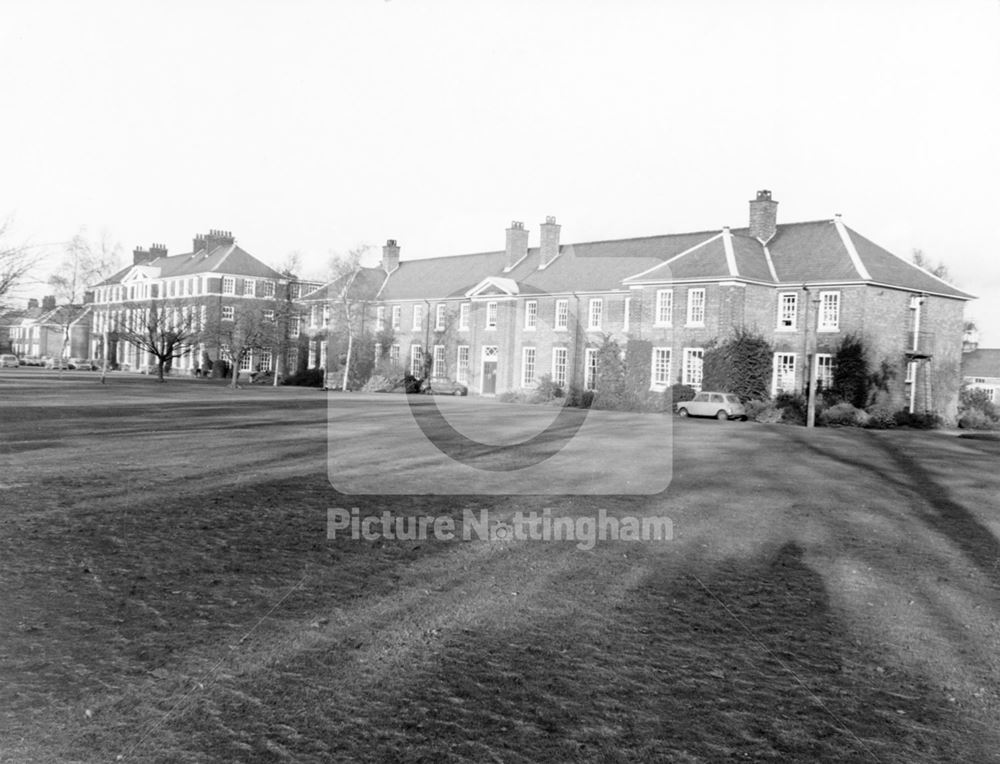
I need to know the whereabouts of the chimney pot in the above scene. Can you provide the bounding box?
[505,220,530,271]
[539,216,561,268]
[382,239,401,273]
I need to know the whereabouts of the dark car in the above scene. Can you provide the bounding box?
[425,376,468,396]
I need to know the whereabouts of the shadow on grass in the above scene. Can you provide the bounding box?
[140,543,979,764]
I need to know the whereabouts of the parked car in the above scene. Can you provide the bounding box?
[68,357,97,370]
[43,356,69,370]
[424,376,468,396]
[19,355,41,366]
[675,392,747,420]
[0,353,19,368]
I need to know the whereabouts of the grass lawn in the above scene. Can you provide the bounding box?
[2,370,1000,762]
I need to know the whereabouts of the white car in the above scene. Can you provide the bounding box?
[0,353,19,368]
[676,392,747,421]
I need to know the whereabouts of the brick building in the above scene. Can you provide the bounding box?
[4,297,92,361]
[321,191,973,418]
[88,231,319,375]
[962,349,1000,404]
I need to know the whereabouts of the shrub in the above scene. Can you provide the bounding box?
[894,410,943,429]
[497,389,532,404]
[741,398,779,423]
[282,368,325,387]
[701,327,773,401]
[958,409,999,430]
[865,404,897,429]
[362,373,396,393]
[667,384,696,405]
[533,374,563,402]
[830,334,870,408]
[566,385,594,409]
[959,385,998,419]
[819,402,870,427]
[775,392,809,425]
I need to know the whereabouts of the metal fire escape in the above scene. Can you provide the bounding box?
[905,295,934,414]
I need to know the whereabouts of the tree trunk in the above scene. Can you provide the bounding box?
[342,331,353,392]
[157,358,166,382]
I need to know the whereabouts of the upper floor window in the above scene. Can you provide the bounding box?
[818,292,840,332]
[290,316,301,337]
[524,300,538,330]
[376,306,386,331]
[588,298,603,330]
[289,283,301,299]
[391,305,401,331]
[555,299,569,330]
[413,304,424,332]
[222,277,235,295]
[244,279,256,297]
[221,305,234,321]
[435,303,446,331]
[486,301,498,329]
[655,289,673,326]
[777,292,798,330]
[322,305,331,327]
[459,302,470,331]
[686,288,705,326]
[262,280,275,298]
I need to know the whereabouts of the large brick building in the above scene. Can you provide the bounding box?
[325,190,972,418]
[89,231,320,375]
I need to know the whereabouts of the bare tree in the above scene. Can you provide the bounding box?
[50,227,124,304]
[216,302,277,389]
[911,248,951,282]
[327,246,378,391]
[0,217,40,310]
[117,300,201,382]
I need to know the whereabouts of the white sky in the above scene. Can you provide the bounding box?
[2,1,999,343]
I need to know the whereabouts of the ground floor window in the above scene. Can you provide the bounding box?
[773,352,796,394]
[433,345,445,377]
[410,344,423,376]
[389,344,400,366]
[456,346,470,383]
[552,347,568,387]
[584,347,598,390]
[522,346,536,387]
[816,353,833,390]
[682,348,703,389]
[652,347,671,389]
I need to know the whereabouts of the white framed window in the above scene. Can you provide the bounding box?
[410,344,423,376]
[522,347,536,387]
[972,376,986,384]
[222,277,235,295]
[289,283,301,299]
[655,289,673,326]
[391,305,401,331]
[290,316,301,337]
[773,353,797,394]
[686,288,705,326]
[456,345,470,383]
[259,347,273,371]
[432,345,445,376]
[486,301,498,329]
[239,352,254,371]
[412,304,423,332]
[286,346,299,371]
[459,302,470,331]
[435,303,446,331]
[906,361,918,384]
[264,310,275,322]
[221,305,234,321]
[322,305,331,327]
[682,348,704,389]
[552,347,568,387]
[816,353,833,389]
[651,347,671,389]
[376,306,386,331]
[389,344,400,366]
[374,342,382,360]
[308,341,317,368]
[777,292,798,330]
[310,305,320,327]
[623,296,631,332]
[319,341,328,369]
[588,298,603,330]
[244,279,256,296]
[555,299,569,330]
[524,300,537,330]
[818,292,840,332]
[584,347,598,389]
[262,280,275,298]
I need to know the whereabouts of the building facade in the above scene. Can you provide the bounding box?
[326,191,972,418]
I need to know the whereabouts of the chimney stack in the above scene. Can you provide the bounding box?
[149,243,168,259]
[749,190,778,244]
[193,229,234,252]
[27,298,38,309]
[504,221,529,271]
[539,216,561,268]
[42,295,56,311]
[382,239,400,274]
[133,246,155,266]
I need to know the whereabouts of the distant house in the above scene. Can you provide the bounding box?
[88,231,320,374]
[314,190,973,418]
[5,297,92,360]
[962,349,1000,404]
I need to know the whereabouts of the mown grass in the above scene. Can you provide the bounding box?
[1,373,999,762]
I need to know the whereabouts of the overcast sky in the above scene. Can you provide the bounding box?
[2,1,998,343]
